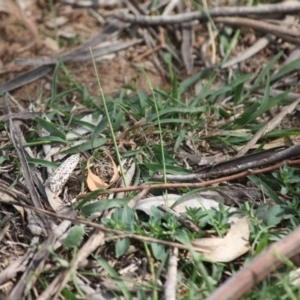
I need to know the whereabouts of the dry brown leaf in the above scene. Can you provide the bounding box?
[191,216,250,262]
[0,0,38,52]
[86,151,119,191]
[87,158,108,190]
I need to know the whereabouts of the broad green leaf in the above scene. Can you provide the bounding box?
[150,205,162,223]
[63,225,85,249]
[122,206,135,229]
[116,238,130,257]
[151,243,165,261]
[263,205,285,227]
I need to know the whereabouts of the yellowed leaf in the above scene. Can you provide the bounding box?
[87,158,108,191]
[191,217,250,262]
[86,151,119,191]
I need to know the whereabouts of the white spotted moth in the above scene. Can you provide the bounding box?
[46,154,80,194]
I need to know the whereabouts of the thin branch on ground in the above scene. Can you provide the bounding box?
[74,158,300,198]
[222,34,273,68]
[115,2,300,25]
[0,199,193,251]
[164,247,178,300]
[154,144,300,182]
[206,224,300,300]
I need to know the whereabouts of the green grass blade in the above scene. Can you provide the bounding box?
[35,116,66,140]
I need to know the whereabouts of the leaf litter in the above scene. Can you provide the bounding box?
[2,0,300,299]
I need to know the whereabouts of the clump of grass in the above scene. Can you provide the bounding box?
[2,43,300,300]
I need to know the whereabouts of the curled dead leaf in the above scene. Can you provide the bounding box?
[191,216,250,262]
[86,151,119,191]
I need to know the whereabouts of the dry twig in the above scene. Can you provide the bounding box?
[74,158,300,197]
[116,2,300,25]
[206,224,300,300]
[164,247,178,300]
[222,34,273,68]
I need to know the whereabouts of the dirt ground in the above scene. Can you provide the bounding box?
[0,1,174,101]
[1,1,294,101]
